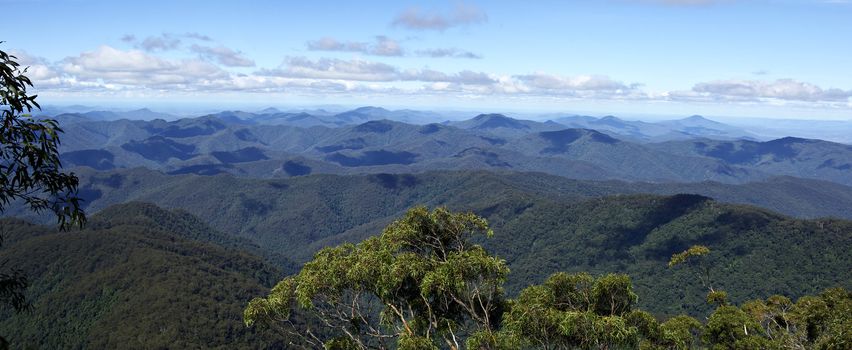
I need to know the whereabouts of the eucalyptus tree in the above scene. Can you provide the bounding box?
[245,206,509,349]
[1,43,85,348]
[480,272,704,350]
[0,45,84,227]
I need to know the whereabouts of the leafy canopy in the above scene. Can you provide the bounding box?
[1,43,85,347]
[0,43,84,228]
[245,206,508,349]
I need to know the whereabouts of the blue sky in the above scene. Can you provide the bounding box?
[4,0,852,119]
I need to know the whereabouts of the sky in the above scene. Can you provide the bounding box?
[4,0,852,119]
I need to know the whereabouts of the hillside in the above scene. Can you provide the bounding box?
[7,168,852,260]
[552,114,759,142]
[5,197,848,331]
[481,194,852,315]
[0,203,287,349]
[649,137,852,186]
[52,113,852,186]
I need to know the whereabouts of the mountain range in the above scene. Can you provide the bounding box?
[52,111,852,187]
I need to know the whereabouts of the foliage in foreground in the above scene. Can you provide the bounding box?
[1,43,86,347]
[246,207,851,349]
[245,206,508,349]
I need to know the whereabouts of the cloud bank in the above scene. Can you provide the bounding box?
[392,3,487,31]
[13,43,851,111]
[307,36,404,57]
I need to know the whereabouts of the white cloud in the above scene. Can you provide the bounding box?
[307,36,403,56]
[257,57,496,85]
[60,46,227,87]
[307,36,482,60]
[8,50,61,86]
[190,45,255,67]
[372,36,404,56]
[306,37,368,52]
[16,44,851,112]
[139,35,181,52]
[258,57,399,82]
[184,32,213,41]
[514,73,632,92]
[392,3,487,31]
[627,0,732,5]
[415,48,482,59]
[123,32,215,52]
[690,79,852,102]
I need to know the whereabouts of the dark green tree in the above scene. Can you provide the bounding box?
[245,206,508,349]
[481,272,680,350]
[1,44,85,228]
[1,43,85,347]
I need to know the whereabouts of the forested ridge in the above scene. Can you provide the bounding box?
[0,203,288,348]
[1,197,849,348]
[245,207,851,349]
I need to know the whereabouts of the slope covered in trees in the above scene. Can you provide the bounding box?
[5,168,852,262]
[481,194,852,316]
[0,203,289,349]
[246,207,851,349]
[1,198,849,347]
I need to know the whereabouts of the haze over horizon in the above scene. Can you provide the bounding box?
[5,0,852,120]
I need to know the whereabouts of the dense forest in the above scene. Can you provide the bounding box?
[1,200,849,348]
[245,206,851,349]
[0,203,287,348]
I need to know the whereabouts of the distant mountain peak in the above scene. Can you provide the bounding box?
[353,106,389,113]
[675,115,722,125]
[596,116,626,125]
[258,107,282,114]
[539,128,619,144]
[353,119,395,133]
[471,114,530,129]
[767,136,813,145]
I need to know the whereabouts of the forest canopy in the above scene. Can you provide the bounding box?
[245,207,851,350]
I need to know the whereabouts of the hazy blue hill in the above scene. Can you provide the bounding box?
[555,115,675,141]
[0,203,287,349]
[725,117,852,144]
[76,108,179,121]
[60,119,154,152]
[658,115,755,139]
[51,113,852,186]
[250,111,344,127]
[332,106,444,125]
[450,113,566,138]
[52,112,94,125]
[307,119,497,164]
[200,110,258,124]
[507,128,759,183]
[553,114,757,142]
[650,137,852,186]
[256,107,282,114]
